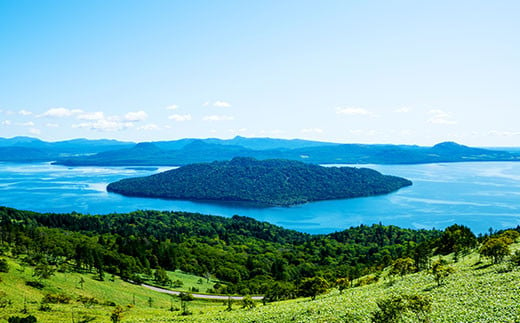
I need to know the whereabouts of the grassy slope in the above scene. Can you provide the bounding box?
[1,245,519,322]
[0,258,225,322]
[177,243,520,322]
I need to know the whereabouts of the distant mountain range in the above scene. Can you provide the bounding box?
[0,136,518,165]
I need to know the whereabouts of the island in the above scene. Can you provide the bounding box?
[106,157,412,206]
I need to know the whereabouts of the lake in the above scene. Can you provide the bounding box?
[0,162,519,234]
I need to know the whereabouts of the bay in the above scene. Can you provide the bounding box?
[0,162,519,234]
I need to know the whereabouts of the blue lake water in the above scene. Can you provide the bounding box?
[0,162,519,234]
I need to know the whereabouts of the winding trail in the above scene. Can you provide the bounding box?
[141,283,264,301]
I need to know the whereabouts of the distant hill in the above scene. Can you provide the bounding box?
[54,140,520,166]
[107,157,412,206]
[1,136,519,165]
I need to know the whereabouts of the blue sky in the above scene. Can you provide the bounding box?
[1,0,519,146]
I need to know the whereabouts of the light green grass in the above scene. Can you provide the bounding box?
[1,245,520,322]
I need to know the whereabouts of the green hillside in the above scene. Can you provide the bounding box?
[107,157,412,206]
[1,206,518,321]
[1,240,518,322]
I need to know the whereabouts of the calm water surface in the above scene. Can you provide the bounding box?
[0,162,519,234]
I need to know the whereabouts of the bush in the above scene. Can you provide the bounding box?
[511,250,520,266]
[479,237,511,264]
[42,293,71,304]
[25,281,45,289]
[7,315,37,323]
[0,258,9,273]
[372,294,432,323]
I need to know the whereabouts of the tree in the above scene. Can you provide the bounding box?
[430,259,454,286]
[110,305,124,323]
[299,276,329,300]
[479,237,511,264]
[153,267,171,286]
[0,259,9,273]
[436,224,477,256]
[335,278,350,294]
[390,258,416,277]
[372,294,432,323]
[241,295,255,309]
[33,263,55,280]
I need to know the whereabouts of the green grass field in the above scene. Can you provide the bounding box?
[1,244,519,322]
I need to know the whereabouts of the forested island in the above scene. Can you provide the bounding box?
[106,157,412,206]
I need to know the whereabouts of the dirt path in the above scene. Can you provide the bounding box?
[141,283,264,300]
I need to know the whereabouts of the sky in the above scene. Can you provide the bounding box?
[0,0,519,146]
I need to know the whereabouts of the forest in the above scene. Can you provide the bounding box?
[107,157,412,206]
[0,206,447,298]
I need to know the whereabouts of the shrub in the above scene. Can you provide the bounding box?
[42,293,71,304]
[7,315,37,323]
[0,258,9,273]
[372,294,432,323]
[25,281,45,289]
[430,259,455,286]
[511,250,520,266]
[479,237,511,264]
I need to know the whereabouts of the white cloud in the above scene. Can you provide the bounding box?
[45,123,59,128]
[202,101,210,107]
[336,107,374,116]
[488,130,520,137]
[17,121,35,127]
[1,120,11,126]
[168,114,192,122]
[77,111,105,121]
[19,109,33,116]
[72,120,134,132]
[262,129,284,135]
[40,107,83,118]
[394,107,411,113]
[165,104,179,111]
[125,110,148,122]
[349,129,377,136]
[228,128,247,134]
[213,101,232,108]
[138,123,161,131]
[428,109,457,125]
[29,128,41,135]
[203,115,235,121]
[301,128,324,134]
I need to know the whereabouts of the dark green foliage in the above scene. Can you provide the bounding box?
[110,305,124,323]
[479,237,511,264]
[430,259,455,286]
[335,277,350,294]
[107,157,412,206]
[241,295,256,309]
[33,263,56,280]
[0,291,11,308]
[511,250,520,266]
[7,315,37,323]
[0,258,9,272]
[264,281,297,302]
[435,224,477,255]
[390,257,416,277]
[42,293,71,304]
[25,281,45,289]
[372,294,432,323]
[0,206,441,299]
[153,267,171,286]
[298,276,329,300]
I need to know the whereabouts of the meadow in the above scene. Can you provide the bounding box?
[1,243,519,322]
